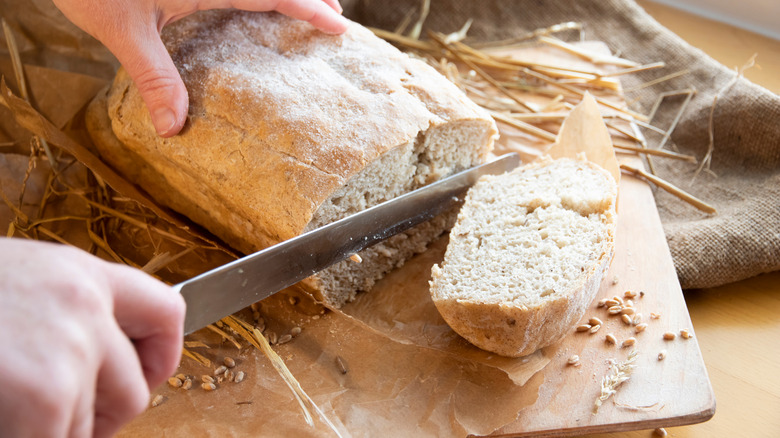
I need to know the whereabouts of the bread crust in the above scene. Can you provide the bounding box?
[93,11,494,254]
[87,11,497,305]
[431,241,613,357]
[429,158,617,357]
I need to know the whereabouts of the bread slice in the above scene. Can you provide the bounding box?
[429,157,617,357]
[86,11,497,307]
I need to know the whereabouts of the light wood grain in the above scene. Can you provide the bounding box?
[493,155,714,436]
[583,3,780,437]
[637,1,780,94]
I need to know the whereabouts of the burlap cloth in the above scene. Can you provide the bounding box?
[340,0,780,289]
[2,0,778,289]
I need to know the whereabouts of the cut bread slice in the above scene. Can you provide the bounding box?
[429,157,617,357]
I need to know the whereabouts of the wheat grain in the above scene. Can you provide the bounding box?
[576,324,592,332]
[151,394,164,407]
[167,377,183,388]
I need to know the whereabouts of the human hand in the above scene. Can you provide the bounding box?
[0,238,185,437]
[52,0,349,137]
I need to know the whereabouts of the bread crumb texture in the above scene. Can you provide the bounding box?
[430,158,617,357]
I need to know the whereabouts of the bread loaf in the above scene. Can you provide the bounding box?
[86,10,497,306]
[429,158,617,357]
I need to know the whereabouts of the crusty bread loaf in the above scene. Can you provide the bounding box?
[429,157,617,357]
[86,11,497,307]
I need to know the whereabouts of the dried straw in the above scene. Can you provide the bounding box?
[182,348,211,367]
[594,350,638,413]
[2,19,57,170]
[693,54,757,182]
[223,316,343,437]
[621,164,717,214]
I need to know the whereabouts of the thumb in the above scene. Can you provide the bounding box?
[108,25,188,138]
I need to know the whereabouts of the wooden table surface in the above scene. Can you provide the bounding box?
[583,2,780,437]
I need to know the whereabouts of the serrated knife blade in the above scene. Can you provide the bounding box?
[175,153,520,334]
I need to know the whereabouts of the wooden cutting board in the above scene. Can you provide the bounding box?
[492,158,715,436]
[485,44,715,437]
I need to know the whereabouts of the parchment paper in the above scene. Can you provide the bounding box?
[0,4,553,435]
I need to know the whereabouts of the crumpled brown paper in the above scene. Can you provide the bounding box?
[118,291,545,437]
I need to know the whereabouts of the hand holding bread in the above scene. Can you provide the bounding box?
[53,0,348,137]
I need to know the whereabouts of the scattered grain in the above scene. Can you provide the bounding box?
[605,334,617,344]
[680,329,692,339]
[612,296,624,305]
[567,355,581,366]
[597,298,608,308]
[175,373,186,381]
[625,299,634,308]
[201,375,215,384]
[621,314,632,325]
[288,296,299,306]
[182,378,193,390]
[250,302,259,312]
[650,312,661,319]
[654,427,667,437]
[214,365,228,376]
[167,377,183,388]
[663,332,676,340]
[224,357,236,368]
[278,334,293,344]
[216,320,224,328]
[612,275,619,285]
[621,307,636,316]
[621,337,636,348]
[291,326,302,336]
[608,306,623,315]
[589,317,603,326]
[225,370,235,382]
[590,324,602,334]
[252,311,261,321]
[267,331,278,345]
[624,290,637,298]
[605,299,620,308]
[658,350,667,361]
[234,371,246,383]
[635,323,648,333]
[151,394,164,407]
[576,324,592,332]
[349,253,363,263]
[202,382,216,391]
[633,313,643,325]
[639,291,645,298]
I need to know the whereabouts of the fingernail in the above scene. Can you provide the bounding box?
[336,3,344,14]
[152,107,177,136]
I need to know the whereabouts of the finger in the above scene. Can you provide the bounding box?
[68,390,96,438]
[92,324,150,438]
[321,0,344,14]
[274,0,350,34]
[106,263,185,390]
[102,21,189,137]
[210,0,349,34]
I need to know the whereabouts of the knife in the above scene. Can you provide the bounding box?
[175,152,520,334]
